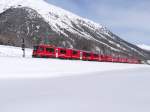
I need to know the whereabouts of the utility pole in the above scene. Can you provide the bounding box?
[22,38,25,58]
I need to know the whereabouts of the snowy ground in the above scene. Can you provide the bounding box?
[0,45,150,112]
[0,45,32,57]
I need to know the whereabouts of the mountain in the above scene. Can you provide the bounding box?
[0,0,150,60]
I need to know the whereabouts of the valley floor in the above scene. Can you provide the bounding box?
[0,45,150,112]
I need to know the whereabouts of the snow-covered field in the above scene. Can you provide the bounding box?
[0,45,32,57]
[0,45,150,112]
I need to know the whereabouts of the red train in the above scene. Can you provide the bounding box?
[32,44,141,64]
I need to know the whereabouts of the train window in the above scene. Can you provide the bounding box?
[46,48,55,53]
[56,49,58,53]
[85,53,91,57]
[60,49,66,54]
[73,50,77,55]
[39,47,44,52]
[33,46,38,51]
[94,54,98,57]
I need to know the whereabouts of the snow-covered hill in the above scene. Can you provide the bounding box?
[0,45,150,112]
[137,44,150,51]
[0,0,150,60]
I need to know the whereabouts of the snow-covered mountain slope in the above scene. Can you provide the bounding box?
[0,50,150,112]
[137,44,150,51]
[0,0,150,60]
[0,0,104,35]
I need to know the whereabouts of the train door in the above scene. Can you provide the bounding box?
[80,51,83,60]
[55,48,58,58]
[38,46,45,57]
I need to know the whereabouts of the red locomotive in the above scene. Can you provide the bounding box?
[32,45,56,58]
[32,44,141,64]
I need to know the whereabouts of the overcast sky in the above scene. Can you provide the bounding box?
[46,0,150,45]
